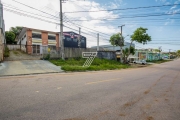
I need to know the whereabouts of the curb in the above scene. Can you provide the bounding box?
[0,71,65,77]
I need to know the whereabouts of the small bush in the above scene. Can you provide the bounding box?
[4,47,10,57]
[44,54,50,60]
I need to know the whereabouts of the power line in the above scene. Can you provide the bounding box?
[11,0,59,19]
[3,5,59,21]
[4,3,112,41]
[5,0,113,38]
[64,16,112,37]
[65,3,180,13]
[70,12,180,21]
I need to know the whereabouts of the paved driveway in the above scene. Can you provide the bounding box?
[0,60,63,76]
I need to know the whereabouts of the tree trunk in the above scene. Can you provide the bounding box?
[126,40,133,63]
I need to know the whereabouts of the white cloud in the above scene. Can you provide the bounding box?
[2,0,125,47]
[155,0,166,2]
[170,5,177,10]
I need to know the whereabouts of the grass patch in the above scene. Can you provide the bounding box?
[146,59,171,64]
[13,51,19,55]
[50,58,130,72]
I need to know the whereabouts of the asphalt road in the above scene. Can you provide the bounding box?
[0,59,180,120]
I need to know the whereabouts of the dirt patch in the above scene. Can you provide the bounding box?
[119,113,126,116]
[144,104,151,109]
[147,116,154,120]
[144,90,150,94]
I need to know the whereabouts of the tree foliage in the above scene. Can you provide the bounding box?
[131,27,151,44]
[9,26,22,37]
[109,33,125,63]
[154,49,160,52]
[177,50,180,56]
[5,31,16,44]
[109,33,124,46]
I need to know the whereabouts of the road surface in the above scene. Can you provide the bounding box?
[0,59,180,120]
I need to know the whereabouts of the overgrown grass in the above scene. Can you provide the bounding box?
[13,51,19,55]
[146,59,171,64]
[49,58,130,71]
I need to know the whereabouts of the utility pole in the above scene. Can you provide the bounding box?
[118,25,125,37]
[158,46,162,60]
[78,27,81,48]
[118,24,125,63]
[59,0,64,60]
[97,33,99,51]
[169,49,171,59]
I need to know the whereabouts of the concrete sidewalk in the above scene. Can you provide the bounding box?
[0,60,63,76]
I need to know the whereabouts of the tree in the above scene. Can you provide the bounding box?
[177,50,180,57]
[5,31,16,44]
[109,33,124,62]
[123,46,135,62]
[125,27,151,62]
[9,26,22,37]
[154,49,160,53]
[131,27,151,45]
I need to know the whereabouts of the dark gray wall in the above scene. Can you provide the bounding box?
[97,51,116,60]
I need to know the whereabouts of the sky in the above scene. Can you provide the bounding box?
[2,0,180,52]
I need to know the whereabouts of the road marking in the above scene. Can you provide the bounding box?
[36,91,39,93]
[86,78,121,85]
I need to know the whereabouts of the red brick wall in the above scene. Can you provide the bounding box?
[42,32,48,46]
[26,30,32,54]
[56,34,60,50]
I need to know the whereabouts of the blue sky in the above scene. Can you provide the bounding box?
[91,0,180,52]
[2,0,180,52]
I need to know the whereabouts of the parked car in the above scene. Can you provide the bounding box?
[133,60,147,65]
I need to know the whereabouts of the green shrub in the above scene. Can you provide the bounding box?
[44,54,50,60]
[4,47,10,57]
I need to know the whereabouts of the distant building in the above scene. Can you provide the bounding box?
[91,42,135,51]
[17,27,86,54]
[0,0,5,62]
[135,48,163,61]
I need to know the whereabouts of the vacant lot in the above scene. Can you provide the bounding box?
[50,58,130,71]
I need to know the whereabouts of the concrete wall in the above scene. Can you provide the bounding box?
[0,2,5,62]
[7,45,20,50]
[0,29,3,62]
[64,48,96,58]
[97,51,116,60]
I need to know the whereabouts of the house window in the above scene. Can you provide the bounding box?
[48,35,56,40]
[32,33,41,39]
[32,45,40,54]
